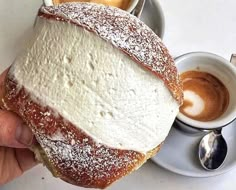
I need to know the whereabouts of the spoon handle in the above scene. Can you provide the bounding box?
[213,128,222,135]
[131,0,146,18]
[230,54,236,66]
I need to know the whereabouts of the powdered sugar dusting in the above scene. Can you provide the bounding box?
[34,119,143,188]
[3,77,145,188]
[39,3,183,104]
[1,4,180,188]
[37,132,142,186]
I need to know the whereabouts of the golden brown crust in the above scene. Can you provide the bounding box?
[1,76,159,189]
[0,4,181,188]
[39,3,183,105]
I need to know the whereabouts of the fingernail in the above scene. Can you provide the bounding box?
[16,124,33,146]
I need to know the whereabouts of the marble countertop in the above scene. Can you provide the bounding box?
[1,0,236,189]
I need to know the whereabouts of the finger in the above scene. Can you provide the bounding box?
[15,148,38,172]
[0,147,22,185]
[0,147,37,185]
[0,68,9,100]
[0,110,33,148]
[0,68,8,84]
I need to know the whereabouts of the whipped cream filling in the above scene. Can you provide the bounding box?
[11,17,179,154]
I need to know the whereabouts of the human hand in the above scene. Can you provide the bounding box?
[0,69,37,185]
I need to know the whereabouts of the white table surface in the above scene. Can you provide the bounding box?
[1,0,236,189]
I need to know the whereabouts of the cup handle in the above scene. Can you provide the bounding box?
[230,54,236,66]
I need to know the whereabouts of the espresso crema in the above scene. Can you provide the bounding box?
[180,71,229,121]
[52,0,131,10]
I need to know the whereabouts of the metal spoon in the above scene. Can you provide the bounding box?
[131,0,146,18]
[199,128,228,170]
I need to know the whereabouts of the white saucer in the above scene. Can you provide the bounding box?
[151,121,236,177]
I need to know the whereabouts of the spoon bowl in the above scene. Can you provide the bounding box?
[199,128,228,171]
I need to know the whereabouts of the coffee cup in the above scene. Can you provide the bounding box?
[175,52,236,133]
[43,0,139,13]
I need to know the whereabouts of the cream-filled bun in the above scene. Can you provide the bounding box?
[0,3,183,189]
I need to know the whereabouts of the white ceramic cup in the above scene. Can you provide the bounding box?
[175,52,236,132]
[43,0,139,13]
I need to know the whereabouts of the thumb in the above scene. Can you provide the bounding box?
[0,68,9,101]
[0,110,33,148]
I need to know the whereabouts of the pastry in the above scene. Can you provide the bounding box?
[0,3,183,189]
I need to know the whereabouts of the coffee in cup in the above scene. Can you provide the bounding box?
[179,70,229,122]
[52,0,131,10]
[175,52,236,130]
[44,0,138,12]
